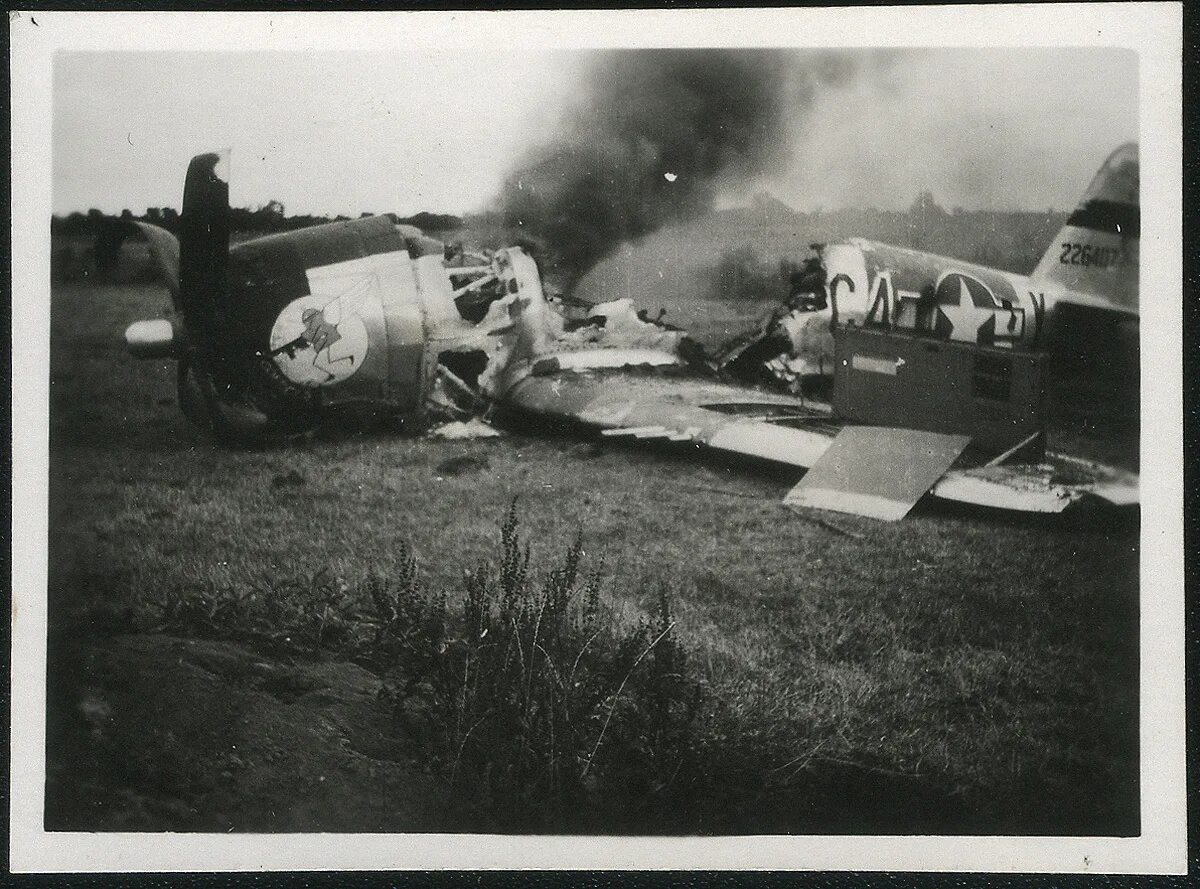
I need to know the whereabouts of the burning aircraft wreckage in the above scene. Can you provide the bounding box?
[123,151,1139,521]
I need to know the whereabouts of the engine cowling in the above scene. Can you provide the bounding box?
[125,154,451,442]
[124,152,551,444]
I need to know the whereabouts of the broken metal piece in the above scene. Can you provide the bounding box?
[931,452,1138,512]
[985,430,1044,467]
[784,427,971,521]
[602,425,667,438]
[430,418,504,440]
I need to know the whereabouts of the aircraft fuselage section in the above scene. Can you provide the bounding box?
[776,236,1137,376]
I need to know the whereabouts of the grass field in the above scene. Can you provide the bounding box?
[45,221,1139,835]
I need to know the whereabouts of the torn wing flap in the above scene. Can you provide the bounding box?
[929,454,1139,512]
[784,426,971,521]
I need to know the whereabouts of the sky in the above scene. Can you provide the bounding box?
[763,48,1138,213]
[52,48,1137,218]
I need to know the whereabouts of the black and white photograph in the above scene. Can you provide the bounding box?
[10,5,1185,874]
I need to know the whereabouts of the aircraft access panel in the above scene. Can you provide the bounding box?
[831,325,1048,457]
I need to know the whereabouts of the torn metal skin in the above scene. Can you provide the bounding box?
[122,151,1137,521]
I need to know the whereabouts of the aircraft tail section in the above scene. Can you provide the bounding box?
[1029,143,1139,314]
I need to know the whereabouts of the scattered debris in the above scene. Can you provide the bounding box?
[430,418,503,441]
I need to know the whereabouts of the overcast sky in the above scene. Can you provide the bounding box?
[53,48,1136,217]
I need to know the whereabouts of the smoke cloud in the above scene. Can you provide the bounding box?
[498,49,872,291]
[770,48,1137,213]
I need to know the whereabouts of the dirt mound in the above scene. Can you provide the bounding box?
[46,633,449,832]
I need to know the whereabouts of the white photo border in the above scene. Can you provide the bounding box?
[10,3,1185,874]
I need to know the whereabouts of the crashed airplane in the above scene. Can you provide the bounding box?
[122,150,1138,521]
[727,143,1140,386]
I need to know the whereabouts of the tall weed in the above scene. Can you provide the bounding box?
[375,501,705,831]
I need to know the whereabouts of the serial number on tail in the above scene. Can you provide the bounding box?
[1058,242,1124,269]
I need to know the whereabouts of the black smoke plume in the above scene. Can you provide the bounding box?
[498,49,864,292]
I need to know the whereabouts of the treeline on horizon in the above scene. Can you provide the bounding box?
[50,204,467,237]
[50,190,1068,241]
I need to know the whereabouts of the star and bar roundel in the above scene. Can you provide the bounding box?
[931,270,1025,348]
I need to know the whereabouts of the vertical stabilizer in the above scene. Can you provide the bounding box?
[1029,143,1138,313]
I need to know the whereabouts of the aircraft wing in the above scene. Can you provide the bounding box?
[498,359,1137,519]
[502,365,837,469]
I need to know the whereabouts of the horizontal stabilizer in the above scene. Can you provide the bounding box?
[784,427,970,521]
[131,222,181,308]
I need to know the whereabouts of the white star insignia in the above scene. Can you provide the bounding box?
[940,278,995,343]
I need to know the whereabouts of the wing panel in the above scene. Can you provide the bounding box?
[784,426,970,520]
[503,373,836,468]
